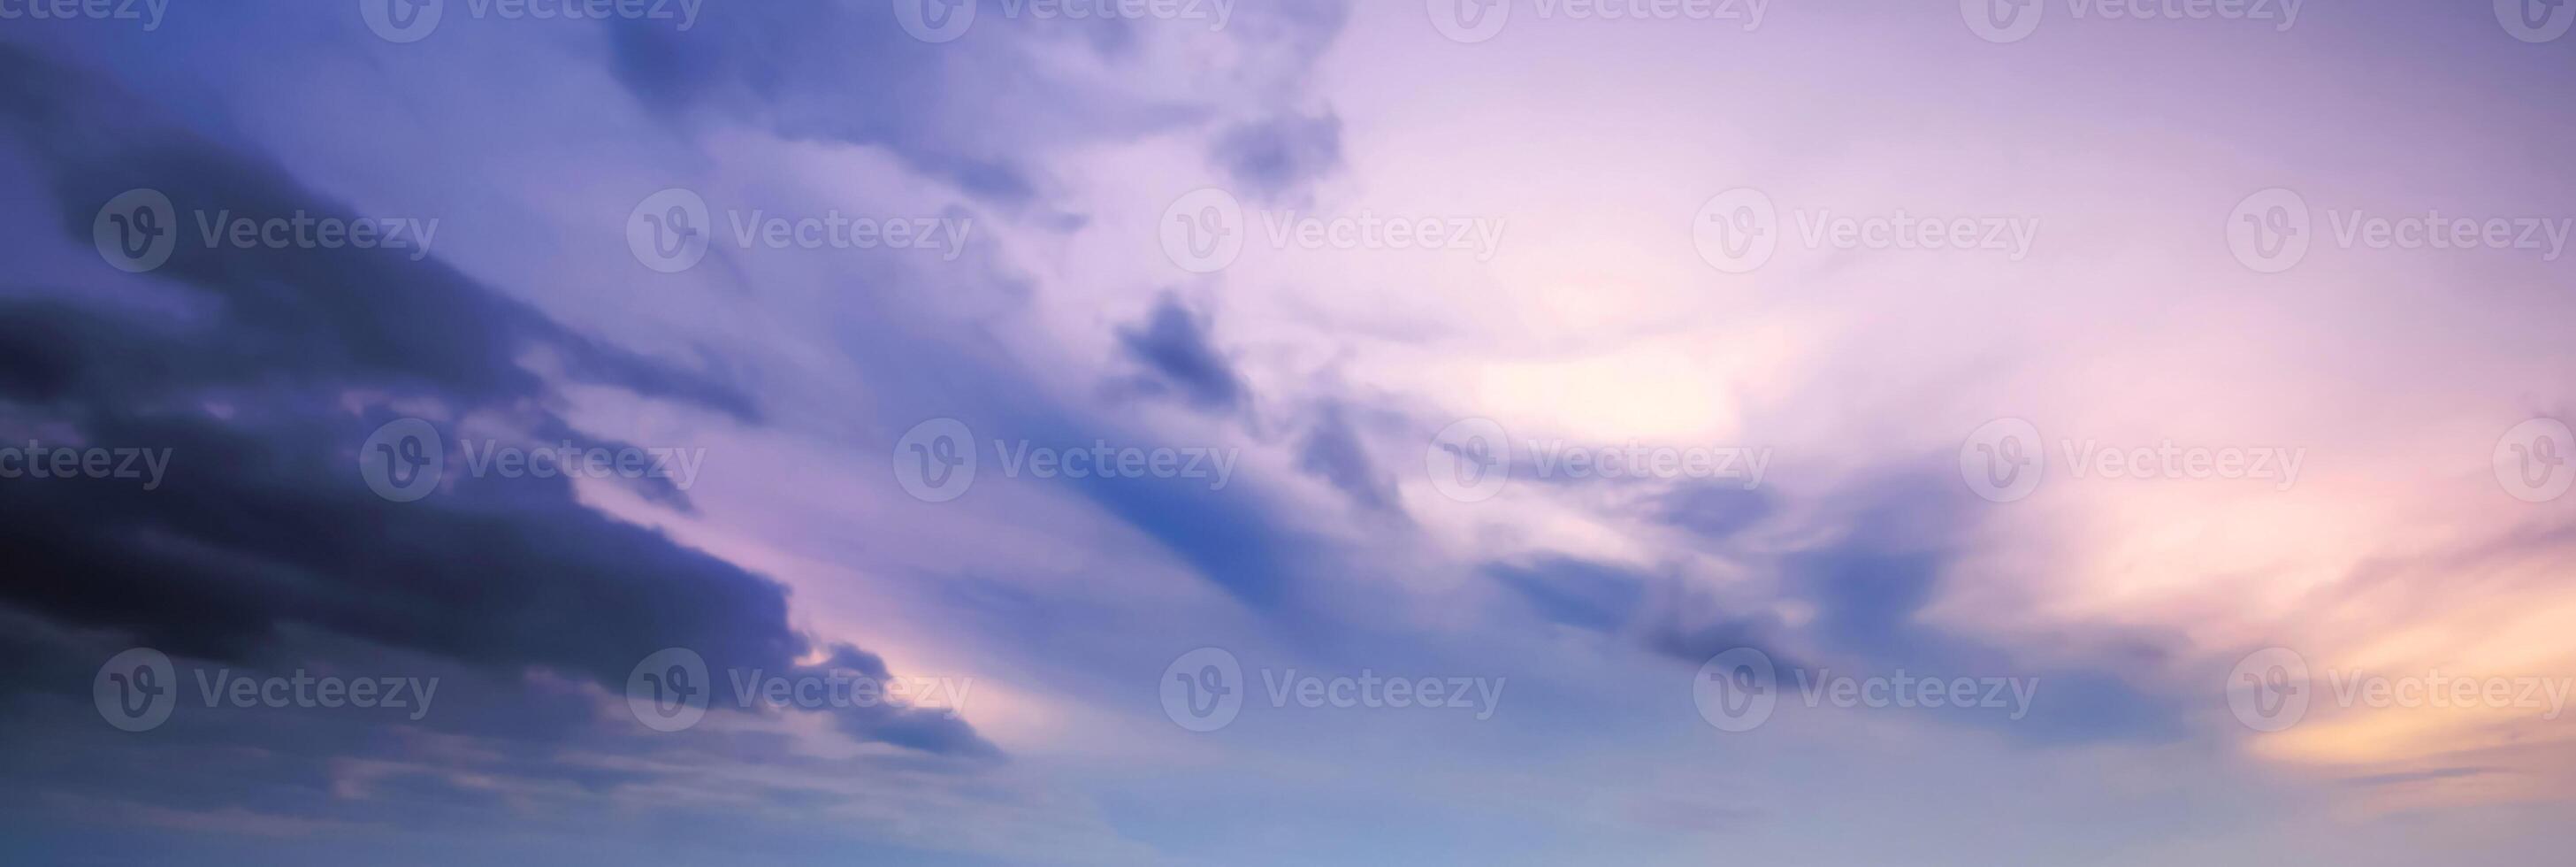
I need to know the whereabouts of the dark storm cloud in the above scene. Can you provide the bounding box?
[1115,293,1243,412]
[1210,110,1343,202]
[0,46,992,759]
[0,52,759,423]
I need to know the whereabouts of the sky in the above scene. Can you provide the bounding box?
[3,1,2575,864]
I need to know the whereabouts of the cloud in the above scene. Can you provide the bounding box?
[1296,400,1402,516]
[606,0,1047,203]
[0,45,991,763]
[1210,110,1343,202]
[1115,293,1244,412]
[1485,556,1647,633]
[1631,467,2188,746]
[1649,480,1774,542]
[604,0,1354,209]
